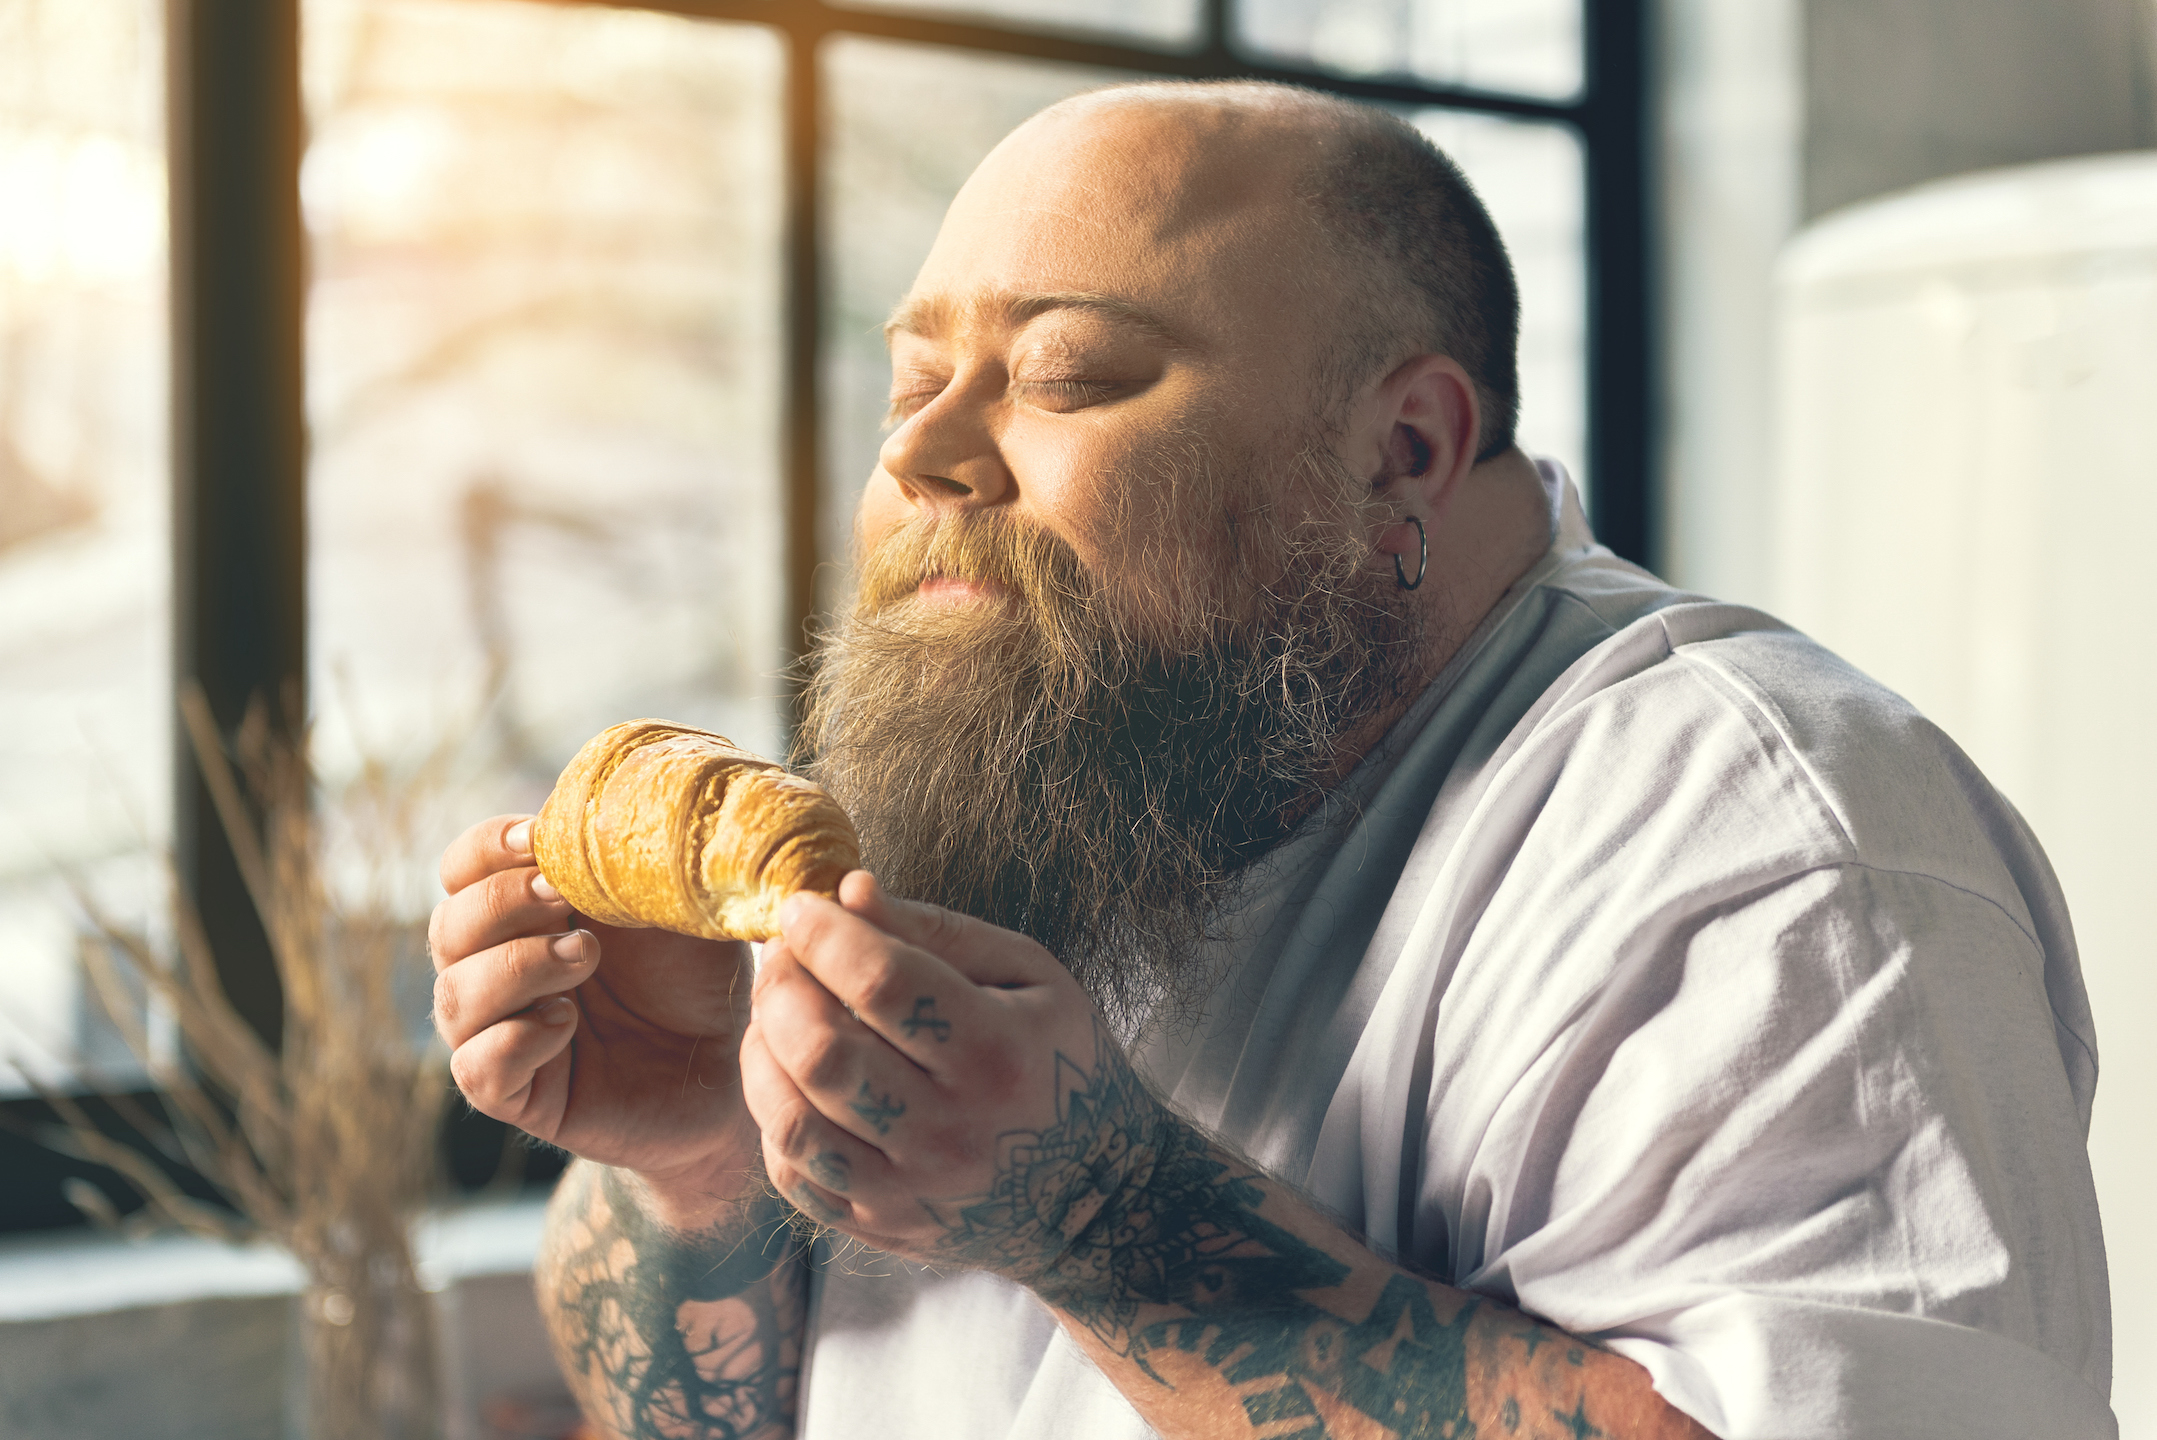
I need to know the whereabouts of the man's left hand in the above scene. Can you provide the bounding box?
[741,869,1156,1281]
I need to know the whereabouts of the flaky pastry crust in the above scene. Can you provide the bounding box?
[531,719,860,942]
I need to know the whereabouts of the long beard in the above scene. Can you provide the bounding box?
[798,478,1422,1029]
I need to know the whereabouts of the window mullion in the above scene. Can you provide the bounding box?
[784,22,825,730]
[167,0,308,1048]
[1582,0,1655,568]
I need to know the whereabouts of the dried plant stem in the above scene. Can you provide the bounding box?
[48,685,457,1440]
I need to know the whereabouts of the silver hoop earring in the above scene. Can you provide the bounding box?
[1394,515,1427,592]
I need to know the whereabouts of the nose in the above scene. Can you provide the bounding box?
[876,385,1013,512]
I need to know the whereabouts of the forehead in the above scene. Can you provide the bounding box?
[897,96,1341,356]
[885,289,1189,349]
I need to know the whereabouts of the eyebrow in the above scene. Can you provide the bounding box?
[883,290,1190,349]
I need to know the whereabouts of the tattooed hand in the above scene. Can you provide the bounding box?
[740,870,1162,1288]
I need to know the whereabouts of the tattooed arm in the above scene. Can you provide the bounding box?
[428,815,804,1437]
[745,875,1713,1440]
[1001,1072,1702,1440]
[537,1163,806,1440]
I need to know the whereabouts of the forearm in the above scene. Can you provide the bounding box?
[743,892,1714,1437]
[1030,1128,1709,1440]
[538,1159,809,1440]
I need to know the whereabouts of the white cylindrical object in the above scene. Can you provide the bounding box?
[1774,150,2157,1429]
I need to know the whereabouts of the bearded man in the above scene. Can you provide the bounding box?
[428,83,2114,1440]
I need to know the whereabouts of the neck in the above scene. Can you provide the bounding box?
[1320,448,1553,786]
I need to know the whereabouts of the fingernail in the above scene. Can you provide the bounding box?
[505,819,533,855]
[551,930,590,964]
[781,892,813,929]
[538,997,576,1025]
[532,872,562,903]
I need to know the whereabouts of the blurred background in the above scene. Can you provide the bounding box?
[0,0,2150,1435]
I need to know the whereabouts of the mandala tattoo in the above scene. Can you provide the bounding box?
[537,1166,806,1440]
[923,1016,1489,1438]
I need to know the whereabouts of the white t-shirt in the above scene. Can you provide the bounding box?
[797,466,2114,1439]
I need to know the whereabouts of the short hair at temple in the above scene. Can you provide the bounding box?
[1043,80,1523,461]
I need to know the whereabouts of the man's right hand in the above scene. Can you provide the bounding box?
[429,814,763,1212]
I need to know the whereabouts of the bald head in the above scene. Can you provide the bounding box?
[959,82,1521,455]
[912,86,1356,393]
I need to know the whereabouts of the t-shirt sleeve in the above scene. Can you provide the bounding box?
[1439,862,2113,1438]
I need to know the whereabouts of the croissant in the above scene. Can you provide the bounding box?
[531,719,860,942]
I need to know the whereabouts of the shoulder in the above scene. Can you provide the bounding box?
[1423,581,2095,1112]
[1504,585,2047,925]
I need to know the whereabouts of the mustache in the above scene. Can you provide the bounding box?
[852,511,1130,678]
[856,510,1084,611]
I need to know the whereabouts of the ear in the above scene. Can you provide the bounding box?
[1364,353,1481,561]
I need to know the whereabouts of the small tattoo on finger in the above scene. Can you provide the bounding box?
[900,996,951,1041]
[808,1151,851,1192]
[849,1079,906,1135]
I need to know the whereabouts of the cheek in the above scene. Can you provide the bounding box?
[1003,417,1200,567]
[1009,424,1253,645]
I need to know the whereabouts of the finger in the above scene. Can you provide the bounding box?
[777,1170,850,1227]
[439,814,538,895]
[429,864,574,972]
[447,997,578,1129]
[830,871,1056,987]
[767,900,981,1073]
[433,929,599,1048]
[751,944,930,1145]
[740,1023,885,1226]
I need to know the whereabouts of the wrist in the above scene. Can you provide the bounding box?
[1003,1059,1183,1314]
[621,1136,772,1235]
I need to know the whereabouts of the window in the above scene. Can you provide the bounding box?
[0,0,168,1096]
[302,0,791,796]
[0,0,1648,1227]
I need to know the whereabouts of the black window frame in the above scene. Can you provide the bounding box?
[2,0,1651,1233]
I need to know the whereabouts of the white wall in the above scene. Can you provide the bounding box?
[1802,0,2157,219]
[1659,0,2157,611]
[1657,0,1802,611]
[1774,157,2157,1431]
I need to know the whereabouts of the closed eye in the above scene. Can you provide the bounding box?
[883,388,942,429]
[884,377,1130,429]
[1017,379,1126,410]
